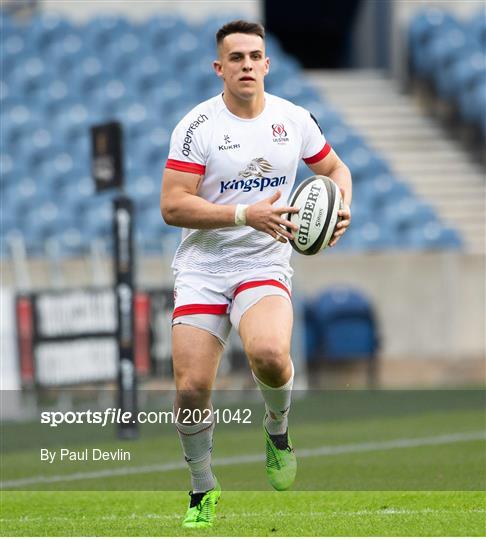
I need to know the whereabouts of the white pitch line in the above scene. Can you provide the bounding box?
[2,431,484,489]
[1,508,485,524]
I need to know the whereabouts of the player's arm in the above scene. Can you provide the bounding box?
[160,168,298,242]
[307,149,352,247]
[161,168,234,229]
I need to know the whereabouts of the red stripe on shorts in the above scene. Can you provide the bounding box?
[166,159,206,175]
[233,279,291,299]
[173,303,228,319]
[303,142,331,164]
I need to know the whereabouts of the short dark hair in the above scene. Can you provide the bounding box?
[216,20,265,47]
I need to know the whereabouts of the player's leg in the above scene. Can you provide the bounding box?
[172,270,230,496]
[237,294,294,433]
[173,321,224,490]
[233,290,297,490]
[172,321,225,528]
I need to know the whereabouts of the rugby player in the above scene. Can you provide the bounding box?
[160,19,352,528]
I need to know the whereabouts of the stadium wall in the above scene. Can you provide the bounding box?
[40,0,261,22]
[1,253,484,375]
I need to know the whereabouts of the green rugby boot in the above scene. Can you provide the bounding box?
[182,479,221,529]
[264,420,297,491]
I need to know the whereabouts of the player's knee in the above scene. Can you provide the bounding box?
[175,379,211,410]
[246,341,289,374]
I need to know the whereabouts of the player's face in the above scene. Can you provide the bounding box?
[214,33,269,100]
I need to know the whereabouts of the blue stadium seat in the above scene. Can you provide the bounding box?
[57,173,95,209]
[4,176,49,214]
[435,42,477,100]
[141,15,190,51]
[0,79,15,113]
[404,220,462,249]
[279,79,320,104]
[315,109,345,132]
[1,203,19,238]
[458,73,486,128]
[106,35,152,78]
[447,49,486,103]
[80,195,115,238]
[304,286,379,364]
[195,13,245,45]
[10,55,56,98]
[115,102,150,142]
[22,200,76,241]
[167,30,203,69]
[29,12,73,51]
[342,146,390,183]
[135,205,174,253]
[419,25,468,83]
[54,226,91,256]
[90,78,136,114]
[51,102,103,142]
[0,152,15,181]
[353,220,397,250]
[468,9,486,46]
[266,54,301,83]
[128,54,173,96]
[368,174,414,211]
[326,124,365,156]
[409,8,459,76]
[429,27,470,85]
[67,55,109,92]
[386,195,436,226]
[39,79,80,115]
[82,15,131,53]
[42,30,87,73]
[1,34,33,75]
[126,171,159,212]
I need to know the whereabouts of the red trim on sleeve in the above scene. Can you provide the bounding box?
[173,303,228,319]
[303,142,331,164]
[233,279,291,299]
[166,159,206,175]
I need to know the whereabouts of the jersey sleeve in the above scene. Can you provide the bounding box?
[300,109,331,165]
[165,110,209,175]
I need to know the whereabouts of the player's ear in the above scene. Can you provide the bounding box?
[213,60,223,79]
[264,56,270,75]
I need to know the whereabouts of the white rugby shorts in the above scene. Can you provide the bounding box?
[172,267,293,345]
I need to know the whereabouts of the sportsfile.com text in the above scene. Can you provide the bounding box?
[40,408,253,427]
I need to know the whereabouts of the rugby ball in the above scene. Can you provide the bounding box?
[287,175,342,255]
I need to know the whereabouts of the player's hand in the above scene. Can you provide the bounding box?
[246,190,299,243]
[329,189,351,247]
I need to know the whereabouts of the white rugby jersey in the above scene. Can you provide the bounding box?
[165,92,330,274]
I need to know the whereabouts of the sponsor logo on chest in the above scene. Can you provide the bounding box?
[181,113,208,157]
[219,157,287,194]
[272,123,289,144]
[218,134,240,151]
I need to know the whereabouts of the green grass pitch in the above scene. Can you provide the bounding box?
[1,390,485,536]
[2,490,485,536]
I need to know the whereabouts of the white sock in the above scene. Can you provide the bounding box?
[252,362,294,435]
[175,410,215,493]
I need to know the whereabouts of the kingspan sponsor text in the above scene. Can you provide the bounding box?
[220,176,287,194]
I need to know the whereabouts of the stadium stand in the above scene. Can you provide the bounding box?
[1,10,464,259]
[408,7,486,146]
